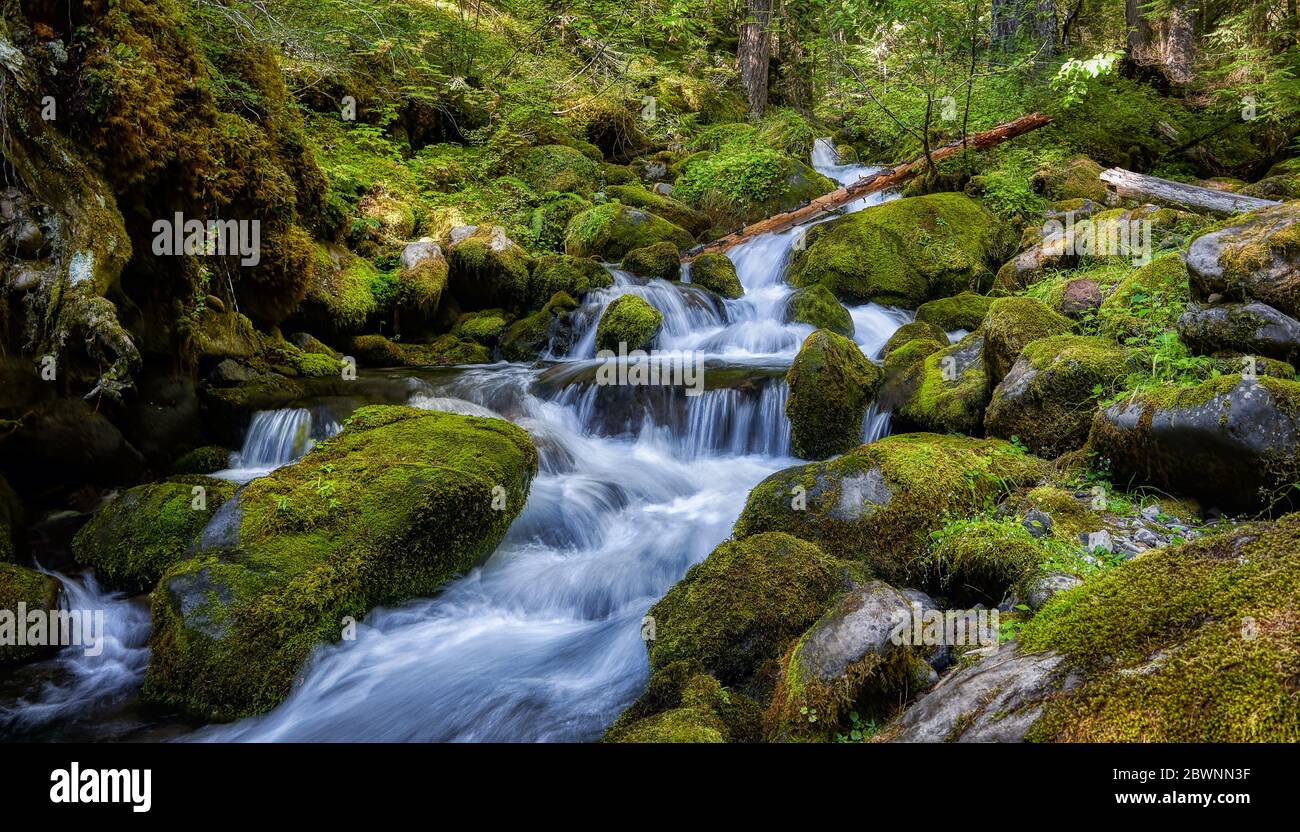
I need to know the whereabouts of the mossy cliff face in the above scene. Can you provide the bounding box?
[1185,202,1300,317]
[564,203,694,261]
[72,477,239,593]
[143,405,538,720]
[1019,516,1300,741]
[787,193,1015,308]
[1087,375,1300,513]
[732,433,1048,584]
[984,335,1129,458]
[982,296,1074,383]
[688,253,744,300]
[785,330,881,460]
[0,562,61,663]
[783,285,853,338]
[594,295,663,352]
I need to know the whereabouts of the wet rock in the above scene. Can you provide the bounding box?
[1186,203,1300,317]
[1026,572,1082,610]
[893,331,990,435]
[1022,508,1053,538]
[786,330,881,460]
[1177,301,1300,364]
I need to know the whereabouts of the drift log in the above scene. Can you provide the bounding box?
[685,112,1054,259]
[1099,167,1280,217]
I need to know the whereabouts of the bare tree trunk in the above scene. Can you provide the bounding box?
[990,0,1021,52]
[739,0,772,120]
[1159,0,1196,84]
[1029,0,1056,57]
[1126,0,1155,62]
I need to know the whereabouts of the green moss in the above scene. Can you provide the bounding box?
[923,515,1048,603]
[530,193,593,252]
[446,226,533,312]
[394,256,449,327]
[733,433,1049,583]
[784,285,853,338]
[143,406,539,720]
[673,145,834,232]
[456,311,509,344]
[500,292,579,361]
[896,332,990,435]
[518,144,599,196]
[564,202,694,261]
[72,478,238,593]
[621,241,682,281]
[648,532,859,691]
[0,563,60,662]
[349,334,490,367]
[787,193,1014,307]
[1096,253,1190,344]
[1032,156,1106,202]
[305,243,381,333]
[982,296,1074,382]
[915,292,994,332]
[605,706,727,742]
[689,253,744,300]
[595,295,663,352]
[526,255,611,310]
[172,446,234,476]
[786,330,881,460]
[605,184,710,236]
[1016,485,1104,543]
[0,476,21,563]
[985,335,1130,458]
[1021,516,1300,741]
[882,322,948,358]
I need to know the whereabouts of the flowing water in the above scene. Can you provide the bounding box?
[1,139,913,742]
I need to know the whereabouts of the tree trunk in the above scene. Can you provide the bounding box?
[1158,0,1196,84]
[1028,0,1056,57]
[1125,0,1154,60]
[1100,168,1280,216]
[991,0,1021,52]
[739,0,772,120]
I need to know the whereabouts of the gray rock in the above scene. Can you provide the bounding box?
[889,642,1078,742]
[1022,508,1053,538]
[1027,572,1082,610]
[1085,530,1113,553]
[651,182,674,196]
[209,359,257,386]
[1140,503,1162,521]
[1177,301,1300,364]
[1186,203,1300,317]
[400,237,444,272]
[789,581,913,685]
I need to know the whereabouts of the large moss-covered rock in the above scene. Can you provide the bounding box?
[915,291,994,333]
[674,146,835,231]
[526,255,611,310]
[1018,517,1300,741]
[0,563,60,663]
[881,321,947,359]
[647,532,860,690]
[350,333,490,367]
[605,184,710,236]
[786,330,881,460]
[1032,155,1107,202]
[1096,254,1190,344]
[1185,202,1300,317]
[1087,376,1300,512]
[783,285,853,338]
[787,193,1014,307]
[500,292,580,362]
[594,294,663,352]
[982,296,1074,383]
[446,225,533,311]
[530,193,593,252]
[72,478,239,593]
[143,405,538,720]
[893,332,991,435]
[621,241,681,281]
[1177,301,1300,364]
[688,253,743,299]
[564,203,694,261]
[519,144,600,196]
[605,666,761,743]
[984,335,1129,458]
[733,433,1049,583]
[393,238,449,334]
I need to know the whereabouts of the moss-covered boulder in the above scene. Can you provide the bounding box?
[688,253,743,299]
[72,478,239,593]
[604,666,762,743]
[564,203,694,261]
[647,532,860,691]
[1177,301,1300,364]
[500,292,580,361]
[1185,202,1300,317]
[1019,517,1300,741]
[621,241,681,281]
[1087,375,1300,513]
[446,225,533,311]
[455,310,510,345]
[920,515,1051,605]
[783,285,853,338]
[674,146,835,231]
[172,446,233,476]
[733,433,1049,583]
[1032,155,1106,202]
[143,405,539,720]
[787,193,1014,307]
[766,580,928,740]
[531,192,593,252]
[526,255,611,310]
[518,144,600,196]
[786,330,881,460]
[301,243,382,335]
[594,294,663,352]
[915,291,993,333]
[881,321,947,358]
[984,335,1129,458]
[893,331,991,435]
[0,563,60,663]
[393,239,449,333]
[604,184,710,236]
[350,333,490,367]
[982,296,1074,383]
[1096,253,1190,343]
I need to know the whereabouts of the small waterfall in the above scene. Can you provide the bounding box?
[213,408,342,483]
[564,270,731,359]
[0,571,150,740]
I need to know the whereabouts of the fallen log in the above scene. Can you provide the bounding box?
[684,112,1054,259]
[1099,167,1280,217]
